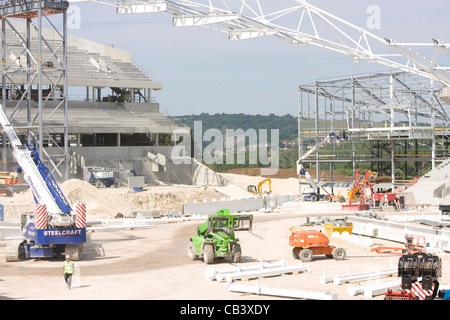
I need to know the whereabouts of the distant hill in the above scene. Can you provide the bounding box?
[171,113,298,142]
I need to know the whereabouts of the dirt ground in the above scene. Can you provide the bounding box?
[0,174,448,303]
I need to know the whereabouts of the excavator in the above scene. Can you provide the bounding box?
[247,177,271,196]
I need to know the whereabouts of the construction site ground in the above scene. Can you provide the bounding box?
[0,173,448,302]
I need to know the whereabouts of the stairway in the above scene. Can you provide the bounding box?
[400,158,450,206]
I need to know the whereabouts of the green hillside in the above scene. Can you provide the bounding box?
[173,113,298,142]
[170,113,431,179]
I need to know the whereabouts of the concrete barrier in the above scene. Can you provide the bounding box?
[183,194,296,215]
[0,222,22,240]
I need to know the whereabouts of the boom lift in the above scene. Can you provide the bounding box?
[85,166,137,188]
[371,234,426,255]
[0,109,86,261]
[289,227,346,262]
[297,132,341,201]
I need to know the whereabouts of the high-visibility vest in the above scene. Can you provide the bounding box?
[64,260,74,274]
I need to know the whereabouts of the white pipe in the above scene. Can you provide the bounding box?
[363,279,402,298]
[205,259,288,281]
[320,268,334,284]
[227,281,337,300]
[218,264,310,282]
[347,279,401,297]
[87,224,156,231]
[333,268,397,285]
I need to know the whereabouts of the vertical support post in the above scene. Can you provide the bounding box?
[391,140,395,190]
[297,87,303,196]
[1,16,6,171]
[389,73,395,187]
[431,79,436,170]
[351,76,356,175]
[314,81,319,192]
[38,6,43,161]
[26,18,32,145]
[389,73,395,128]
[63,9,69,180]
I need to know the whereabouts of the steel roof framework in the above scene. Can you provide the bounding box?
[49,0,450,185]
[69,0,450,91]
[0,0,70,180]
[297,71,448,184]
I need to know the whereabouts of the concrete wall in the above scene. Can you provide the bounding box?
[183,194,296,215]
[2,144,232,186]
[67,147,230,186]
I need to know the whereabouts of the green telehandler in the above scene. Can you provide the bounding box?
[187,209,253,264]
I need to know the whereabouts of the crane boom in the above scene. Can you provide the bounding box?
[0,107,72,226]
[0,103,85,261]
[298,132,341,163]
[297,132,341,191]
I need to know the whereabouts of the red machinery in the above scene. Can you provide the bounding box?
[373,193,401,208]
[342,170,375,211]
[289,229,346,262]
[385,252,442,300]
[343,169,401,211]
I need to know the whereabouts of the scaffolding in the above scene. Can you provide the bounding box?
[297,71,450,187]
[0,0,69,180]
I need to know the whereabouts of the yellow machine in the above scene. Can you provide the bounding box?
[247,178,272,196]
[347,170,377,203]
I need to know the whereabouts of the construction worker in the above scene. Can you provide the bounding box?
[63,255,75,290]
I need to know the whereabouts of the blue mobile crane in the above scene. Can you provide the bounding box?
[0,111,86,261]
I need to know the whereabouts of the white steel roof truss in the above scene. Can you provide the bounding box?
[67,0,450,87]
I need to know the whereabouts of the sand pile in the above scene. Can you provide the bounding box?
[2,179,221,222]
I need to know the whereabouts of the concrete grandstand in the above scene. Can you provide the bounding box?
[0,19,222,187]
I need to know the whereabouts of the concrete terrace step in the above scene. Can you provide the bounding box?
[1,24,153,89]
[400,158,450,205]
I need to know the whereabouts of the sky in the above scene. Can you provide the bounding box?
[64,0,450,116]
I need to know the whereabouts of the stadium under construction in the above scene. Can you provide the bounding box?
[0,6,226,187]
[297,71,449,188]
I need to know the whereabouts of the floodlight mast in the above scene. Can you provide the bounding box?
[68,0,450,92]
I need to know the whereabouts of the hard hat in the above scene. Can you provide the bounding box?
[65,255,70,259]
